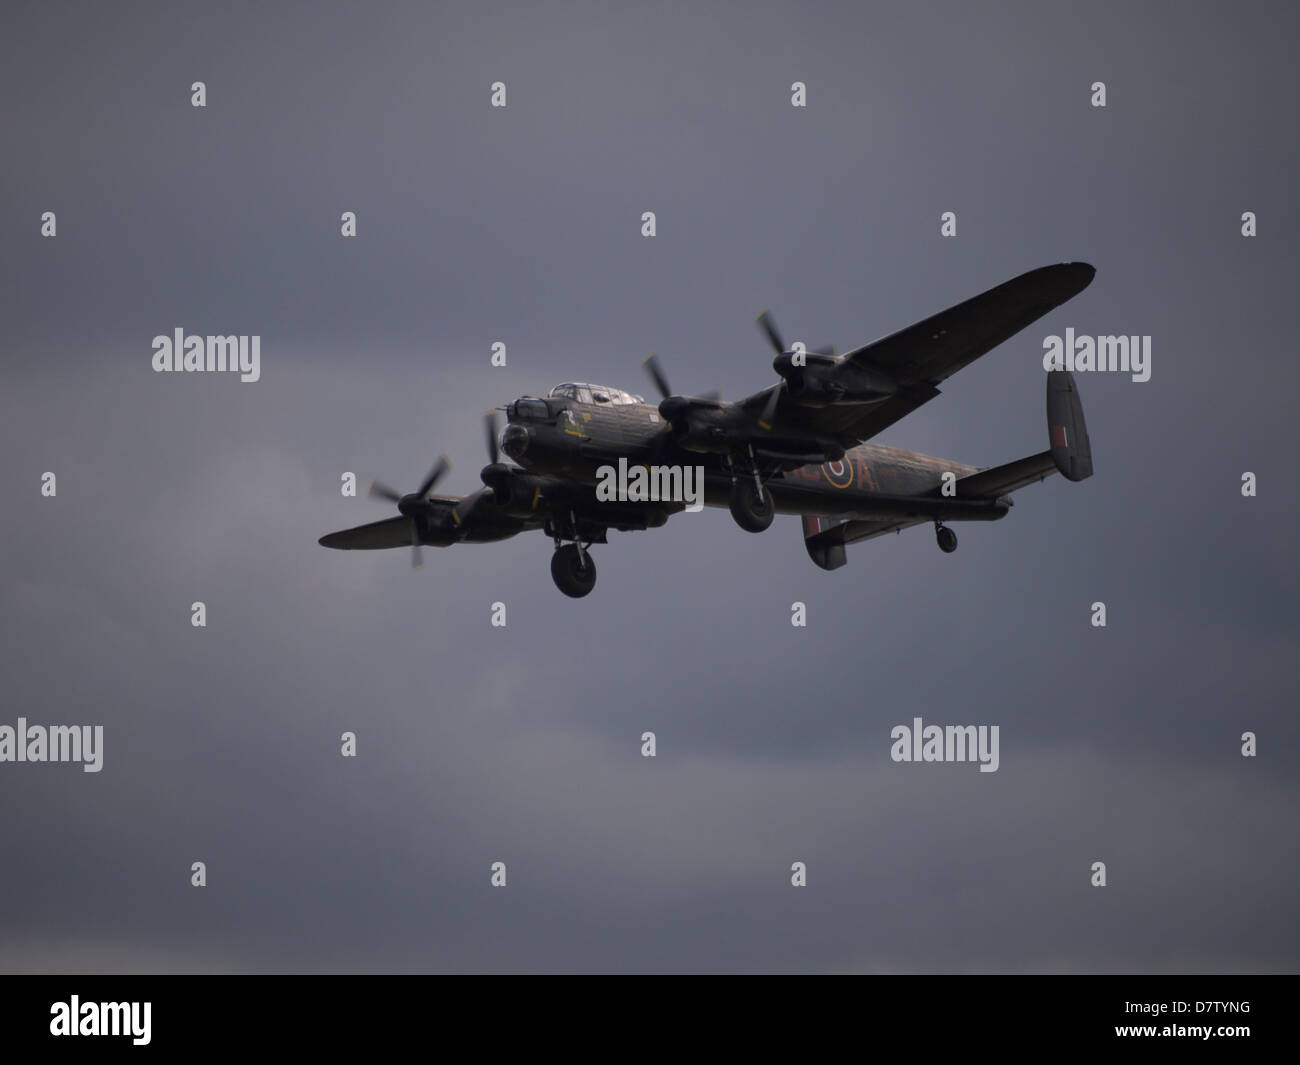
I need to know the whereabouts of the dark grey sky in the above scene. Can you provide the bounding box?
[1,0,1297,972]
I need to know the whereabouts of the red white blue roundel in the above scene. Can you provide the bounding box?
[822,458,853,488]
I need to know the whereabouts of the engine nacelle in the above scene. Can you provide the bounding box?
[480,463,551,516]
[659,396,844,463]
[773,352,897,407]
[658,397,739,454]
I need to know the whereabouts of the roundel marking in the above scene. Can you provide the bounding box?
[822,458,854,489]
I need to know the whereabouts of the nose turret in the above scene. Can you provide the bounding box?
[501,423,530,460]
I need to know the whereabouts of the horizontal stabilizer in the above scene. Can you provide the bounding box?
[955,451,1056,498]
[802,488,1013,566]
[802,515,929,569]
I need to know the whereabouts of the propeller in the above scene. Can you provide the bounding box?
[367,455,450,507]
[755,310,835,360]
[755,312,792,431]
[641,311,842,437]
[756,310,786,359]
[642,353,673,401]
[641,353,722,409]
[753,311,837,429]
[484,408,501,465]
[456,410,506,523]
[364,415,511,569]
[366,455,451,570]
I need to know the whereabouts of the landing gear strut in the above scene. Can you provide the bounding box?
[935,522,957,554]
[549,510,597,597]
[551,542,597,597]
[727,446,775,532]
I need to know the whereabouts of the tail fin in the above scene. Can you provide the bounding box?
[1046,369,1093,481]
[802,515,847,570]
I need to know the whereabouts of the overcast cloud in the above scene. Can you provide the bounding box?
[1,0,1297,972]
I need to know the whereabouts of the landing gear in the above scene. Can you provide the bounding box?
[729,479,774,532]
[727,446,775,532]
[551,542,597,597]
[935,523,957,554]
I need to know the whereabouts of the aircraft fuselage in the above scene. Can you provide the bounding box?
[501,392,997,522]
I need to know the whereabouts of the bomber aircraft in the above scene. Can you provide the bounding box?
[320,262,1096,596]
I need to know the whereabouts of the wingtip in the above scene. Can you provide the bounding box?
[1036,261,1095,297]
[1063,261,1096,285]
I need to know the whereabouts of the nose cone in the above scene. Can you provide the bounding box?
[501,423,530,460]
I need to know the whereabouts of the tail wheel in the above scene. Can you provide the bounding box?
[936,525,958,554]
[551,543,597,597]
[729,479,775,533]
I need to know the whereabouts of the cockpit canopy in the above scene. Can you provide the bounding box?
[548,382,645,406]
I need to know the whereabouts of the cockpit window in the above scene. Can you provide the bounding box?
[548,382,646,405]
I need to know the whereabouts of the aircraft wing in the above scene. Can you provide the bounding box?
[740,262,1095,449]
[319,516,413,550]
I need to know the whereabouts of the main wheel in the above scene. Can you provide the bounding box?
[729,479,775,533]
[936,525,958,553]
[551,543,597,597]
